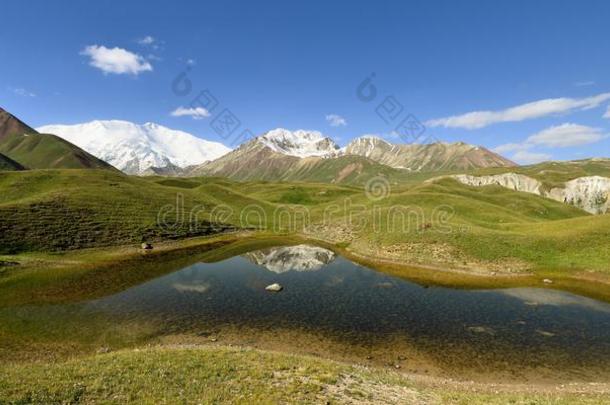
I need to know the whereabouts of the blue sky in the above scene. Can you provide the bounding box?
[1,0,609,163]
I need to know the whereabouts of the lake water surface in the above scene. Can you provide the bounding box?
[8,244,610,381]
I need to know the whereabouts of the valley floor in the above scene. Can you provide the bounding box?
[2,168,610,403]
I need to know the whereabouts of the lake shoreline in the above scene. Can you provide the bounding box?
[3,232,610,303]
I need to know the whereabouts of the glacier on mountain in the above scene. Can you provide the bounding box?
[37,120,231,175]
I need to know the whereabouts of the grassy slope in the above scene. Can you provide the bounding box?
[0,346,604,404]
[1,169,608,278]
[0,132,115,170]
[0,170,239,253]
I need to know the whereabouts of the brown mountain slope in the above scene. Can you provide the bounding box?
[190,133,517,183]
[189,137,413,184]
[189,140,301,180]
[344,136,516,171]
[0,107,36,140]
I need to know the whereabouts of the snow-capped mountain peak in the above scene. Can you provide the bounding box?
[257,128,340,158]
[36,120,231,175]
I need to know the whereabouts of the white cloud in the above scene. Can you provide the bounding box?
[81,45,153,75]
[170,106,210,120]
[511,150,552,165]
[326,114,347,127]
[427,93,610,129]
[604,106,610,119]
[10,87,36,97]
[527,123,606,148]
[493,123,607,165]
[186,58,196,66]
[137,36,155,45]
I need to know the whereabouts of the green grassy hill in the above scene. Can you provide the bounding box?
[0,170,237,253]
[0,132,115,170]
[1,169,608,278]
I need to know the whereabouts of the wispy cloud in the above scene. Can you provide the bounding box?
[81,45,153,75]
[137,35,164,52]
[137,36,155,45]
[325,114,347,127]
[604,106,610,119]
[9,87,36,97]
[511,150,552,165]
[527,123,606,148]
[170,106,210,120]
[494,123,607,164]
[574,81,595,87]
[427,93,610,129]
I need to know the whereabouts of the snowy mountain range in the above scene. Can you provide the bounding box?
[35,120,516,177]
[37,120,231,175]
[257,128,341,158]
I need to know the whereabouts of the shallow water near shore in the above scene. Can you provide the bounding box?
[5,244,610,381]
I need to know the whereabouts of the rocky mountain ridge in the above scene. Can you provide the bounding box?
[344,136,516,171]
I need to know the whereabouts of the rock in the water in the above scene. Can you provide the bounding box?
[141,242,153,250]
[376,282,395,289]
[467,326,496,335]
[265,283,283,292]
[536,329,556,337]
